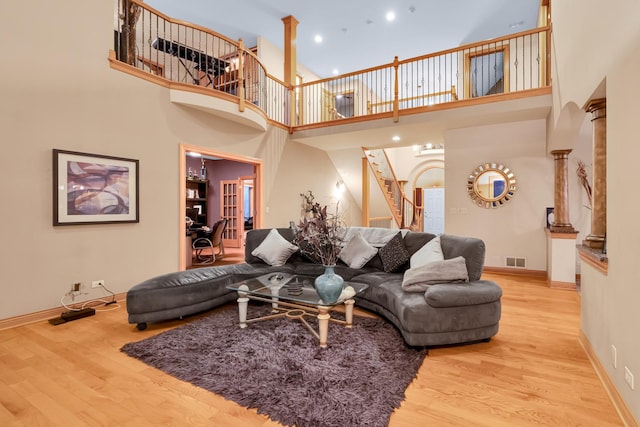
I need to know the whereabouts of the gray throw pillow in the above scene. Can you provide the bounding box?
[401,256,469,292]
[251,228,299,266]
[339,232,378,268]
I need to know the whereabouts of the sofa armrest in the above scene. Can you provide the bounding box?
[439,234,485,281]
[425,280,502,308]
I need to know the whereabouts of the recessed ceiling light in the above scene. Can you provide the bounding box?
[332,68,340,75]
[386,11,396,22]
[392,135,401,142]
[508,20,524,29]
[314,34,323,43]
[408,6,416,13]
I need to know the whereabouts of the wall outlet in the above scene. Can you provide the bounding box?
[92,280,105,289]
[611,345,617,369]
[72,282,81,292]
[624,366,635,390]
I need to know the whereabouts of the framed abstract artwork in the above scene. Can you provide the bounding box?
[52,149,139,225]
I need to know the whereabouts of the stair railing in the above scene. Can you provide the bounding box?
[362,148,417,229]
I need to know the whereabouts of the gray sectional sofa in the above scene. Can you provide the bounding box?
[126,227,502,347]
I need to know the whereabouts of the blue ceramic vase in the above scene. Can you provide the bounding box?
[314,265,344,304]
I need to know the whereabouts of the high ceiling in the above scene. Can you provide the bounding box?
[145,0,541,79]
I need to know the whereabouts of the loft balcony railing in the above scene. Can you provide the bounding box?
[110,0,551,131]
[295,25,550,128]
[111,0,289,126]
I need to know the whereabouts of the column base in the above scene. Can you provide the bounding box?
[550,224,576,233]
[583,234,605,250]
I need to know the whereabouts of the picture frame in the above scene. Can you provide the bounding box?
[53,149,139,225]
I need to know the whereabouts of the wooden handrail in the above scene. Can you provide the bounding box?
[397,25,551,66]
[111,0,551,132]
[123,0,240,49]
[367,86,458,114]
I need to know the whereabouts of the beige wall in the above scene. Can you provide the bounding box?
[553,1,640,420]
[445,119,553,271]
[0,0,346,319]
[2,1,639,420]
[258,36,320,84]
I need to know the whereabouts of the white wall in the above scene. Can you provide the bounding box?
[552,1,640,420]
[0,0,346,320]
[444,119,553,271]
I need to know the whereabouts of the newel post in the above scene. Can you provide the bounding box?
[282,15,298,128]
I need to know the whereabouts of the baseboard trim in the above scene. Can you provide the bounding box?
[483,266,547,280]
[0,292,127,330]
[579,331,639,427]
[548,280,577,290]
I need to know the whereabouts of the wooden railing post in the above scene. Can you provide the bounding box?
[237,39,246,112]
[393,56,399,123]
[282,15,298,129]
[362,156,370,226]
[122,0,141,66]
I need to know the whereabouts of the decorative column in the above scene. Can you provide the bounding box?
[547,149,578,289]
[550,149,575,233]
[583,99,607,249]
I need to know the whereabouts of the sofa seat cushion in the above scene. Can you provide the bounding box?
[351,271,405,316]
[425,280,502,308]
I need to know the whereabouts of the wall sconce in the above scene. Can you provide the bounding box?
[334,179,346,198]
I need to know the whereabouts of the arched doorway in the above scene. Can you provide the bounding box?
[414,166,445,235]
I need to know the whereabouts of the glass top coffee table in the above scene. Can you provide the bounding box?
[226,272,368,348]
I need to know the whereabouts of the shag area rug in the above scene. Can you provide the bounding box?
[121,306,428,427]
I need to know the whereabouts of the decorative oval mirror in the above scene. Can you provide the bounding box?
[467,163,517,208]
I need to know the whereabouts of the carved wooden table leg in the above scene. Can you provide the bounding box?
[317,305,331,348]
[237,286,249,328]
[344,299,355,328]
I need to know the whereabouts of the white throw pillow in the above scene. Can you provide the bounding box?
[410,235,444,268]
[339,232,378,269]
[251,229,299,266]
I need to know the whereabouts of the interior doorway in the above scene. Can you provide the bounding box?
[415,166,445,235]
[179,144,262,270]
[334,92,354,118]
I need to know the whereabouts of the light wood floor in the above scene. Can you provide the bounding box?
[0,273,624,426]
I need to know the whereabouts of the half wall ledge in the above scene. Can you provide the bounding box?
[577,244,608,274]
[169,89,268,131]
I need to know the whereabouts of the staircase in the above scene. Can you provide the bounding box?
[362,148,421,230]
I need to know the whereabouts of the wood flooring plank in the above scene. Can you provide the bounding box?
[0,272,627,426]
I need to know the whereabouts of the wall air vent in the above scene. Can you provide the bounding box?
[506,257,526,268]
